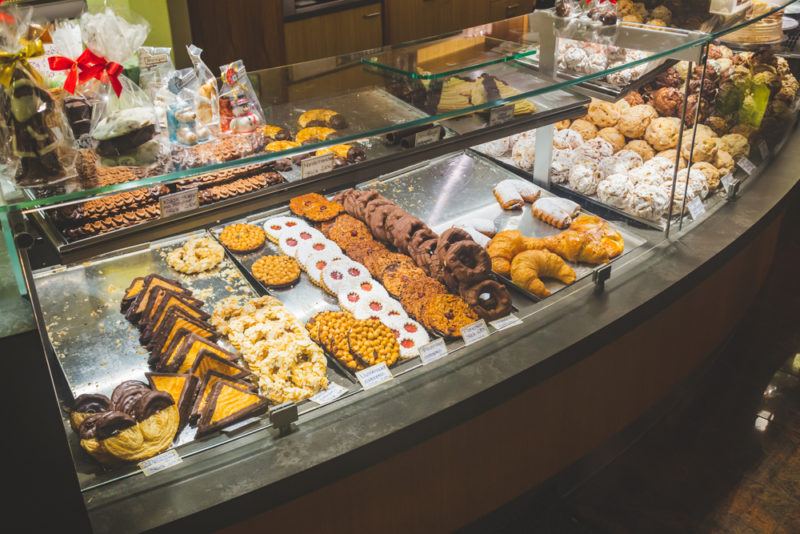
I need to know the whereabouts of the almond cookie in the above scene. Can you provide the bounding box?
[219,223,266,254]
[382,263,428,298]
[364,250,416,281]
[289,193,328,217]
[347,319,400,368]
[166,237,225,274]
[420,293,478,339]
[251,255,301,289]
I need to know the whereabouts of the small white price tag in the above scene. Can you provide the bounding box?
[721,173,735,190]
[461,319,490,346]
[489,104,515,127]
[419,338,448,365]
[301,153,335,179]
[221,417,261,434]
[310,382,348,405]
[414,126,442,147]
[356,362,393,390]
[758,140,770,159]
[138,449,182,476]
[490,314,523,331]
[159,189,199,218]
[737,157,757,175]
[687,196,706,221]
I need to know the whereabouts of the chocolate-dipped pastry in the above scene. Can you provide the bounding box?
[110,381,150,416]
[146,372,199,427]
[436,227,472,263]
[78,413,104,440]
[132,391,174,422]
[70,393,111,431]
[391,215,427,254]
[195,380,268,437]
[93,411,137,440]
[461,279,512,321]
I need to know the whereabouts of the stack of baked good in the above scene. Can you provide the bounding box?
[332,189,514,326]
[488,214,625,298]
[412,73,537,117]
[211,295,329,403]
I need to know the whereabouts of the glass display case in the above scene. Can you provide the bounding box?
[3,2,800,531]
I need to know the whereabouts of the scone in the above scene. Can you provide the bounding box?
[570,119,598,141]
[690,162,721,191]
[720,133,750,159]
[587,99,621,128]
[597,127,626,153]
[644,117,681,151]
[623,140,655,161]
[618,105,658,139]
[681,135,718,163]
[714,150,735,175]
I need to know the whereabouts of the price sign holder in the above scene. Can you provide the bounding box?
[461,320,490,346]
[687,196,706,221]
[356,362,393,390]
[310,382,348,405]
[593,264,612,292]
[490,314,523,331]
[269,402,298,437]
[139,449,182,476]
[419,338,448,365]
[737,157,757,176]
[722,173,740,200]
[221,417,261,435]
[413,126,443,148]
[489,104,515,127]
[159,189,199,218]
[301,153,335,179]
[758,140,770,160]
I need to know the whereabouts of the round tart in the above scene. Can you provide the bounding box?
[304,199,344,223]
[420,294,479,339]
[251,255,302,289]
[399,276,447,320]
[166,236,225,274]
[219,223,266,254]
[328,215,373,247]
[263,216,308,243]
[337,286,364,314]
[308,311,364,371]
[347,319,400,368]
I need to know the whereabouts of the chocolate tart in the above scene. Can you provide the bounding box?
[195,380,268,437]
[148,319,217,366]
[139,289,207,340]
[146,372,199,428]
[120,277,145,313]
[189,350,252,382]
[125,274,188,323]
[189,371,256,424]
[159,333,236,374]
[143,303,213,354]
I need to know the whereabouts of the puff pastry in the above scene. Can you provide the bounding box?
[511,250,576,298]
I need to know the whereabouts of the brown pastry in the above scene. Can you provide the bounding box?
[510,250,576,298]
[443,240,492,286]
[651,87,683,117]
[145,372,199,428]
[195,380,269,437]
[462,279,512,321]
[390,215,427,253]
[420,294,478,339]
[69,394,111,432]
[381,263,429,297]
[298,109,347,129]
[399,276,448,320]
[251,255,302,288]
[263,124,291,142]
[363,250,415,281]
[296,126,337,144]
[219,223,266,254]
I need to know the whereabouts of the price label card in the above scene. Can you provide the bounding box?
[721,173,735,189]
[758,140,770,159]
[489,104,515,127]
[490,314,523,331]
[221,417,261,435]
[419,338,448,365]
[356,362,393,390]
[414,126,442,147]
[687,196,706,221]
[301,153,335,179]
[310,382,348,405]
[461,319,490,346]
[139,449,182,476]
[159,189,199,218]
[737,157,757,176]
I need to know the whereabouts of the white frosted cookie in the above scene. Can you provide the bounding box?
[511,135,537,171]
[627,183,670,221]
[568,162,602,195]
[597,174,632,209]
[550,149,574,184]
[321,259,370,295]
[553,128,584,150]
[475,137,511,157]
[296,238,342,271]
[263,216,309,243]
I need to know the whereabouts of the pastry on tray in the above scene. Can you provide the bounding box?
[297,109,348,130]
[511,250,576,298]
[218,223,267,254]
[262,125,292,142]
[160,333,238,374]
[166,237,225,274]
[68,393,111,432]
[146,372,200,428]
[195,380,269,437]
[125,274,190,323]
[251,255,302,289]
[295,126,337,144]
[190,370,258,424]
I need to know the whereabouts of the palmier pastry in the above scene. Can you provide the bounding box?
[110,380,151,416]
[298,109,348,130]
[69,393,111,432]
[461,279,512,321]
[420,294,478,339]
[295,127,337,144]
[510,250,576,298]
[443,240,492,286]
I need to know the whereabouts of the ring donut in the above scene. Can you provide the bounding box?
[444,240,492,286]
[407,227,437,255]
[409,237,438,274]
[383,208,408,243]
[366,203,395,242]
[391,216,427,254]
[461,279,512,321]
[436,227,472,263]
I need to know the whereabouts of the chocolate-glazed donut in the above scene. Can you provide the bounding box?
[429,253,459,293]
[78,413,104,440]
[366,203,395,242]
[133,391,174,422]
[410,236,438,274]
[73,393,111,415]
[354,191,381,221]
[461,279,512,321]
[407,227,437,255]
[111,381,150,417]
[93,411,137,440]
[444,240,492,286]
[391,216,427,253]
[383,207,408,244]
[436,227,472,263]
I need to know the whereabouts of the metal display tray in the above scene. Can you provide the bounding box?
[361,151,647,302]
[209,211,428,380]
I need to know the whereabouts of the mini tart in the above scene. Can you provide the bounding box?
[347,319,400,368]
[304,251,343,286]
[219,223,267,254]
[353,295,406,322]
[195,380,269,437]
[383,315,429,349]
[321,259,370,295]
[326,214,373,246]
[420,294,479,339]
[337,286,366,314]
[304,200,344,223]
[298,109,347,129]
[308,311,364,371]
[396,327,431,359]
[278,227,324,258]
[289,193,328,218]
[296,238,343,270]
[262,216,309,243]
[399,276,448,321]
[145,372,199,428]
[251,255,302,289]
[166,237,225,274]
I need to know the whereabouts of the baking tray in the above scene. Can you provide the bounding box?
[360,151,647,302]
[209,210,425,380]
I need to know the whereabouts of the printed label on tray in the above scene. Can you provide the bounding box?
[419,338,448,365]
[139,449,182,476]
[687,196,706,221]
[310,382,348,405]
[489,104,515,127]
[301,153,335,179]
[221,417,261,434]
[490,314,524,331]
[356,362,393,390]
[462,319,490,346]
[758,140,770,160]
[414,126,442,147]
[721,173,738,194]
[159,189,199,218]
[737,157,757,175]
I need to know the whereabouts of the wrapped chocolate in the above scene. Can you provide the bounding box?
[165,68,212,146]
[218,60,264,134]
[0,6,75,186]
[80,8,164,168]
[187,45,219,129]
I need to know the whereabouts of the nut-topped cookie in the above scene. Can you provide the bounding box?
[251,255,302,288]
[219,223,266,254]
[347,319,400,368]
[420,293,478,339]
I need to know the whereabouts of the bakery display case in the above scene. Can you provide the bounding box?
[4,2,800,531]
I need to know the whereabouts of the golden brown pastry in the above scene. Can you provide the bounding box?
[487,230,528,276]
[511,250,576,298]
[526,215,624,265]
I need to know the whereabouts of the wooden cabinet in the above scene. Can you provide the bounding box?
[489,0,536,22]
[284,3,383,64]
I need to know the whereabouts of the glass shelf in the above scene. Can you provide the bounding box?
[711,0,800,43]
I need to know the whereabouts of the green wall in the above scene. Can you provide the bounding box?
[86,0,174,49]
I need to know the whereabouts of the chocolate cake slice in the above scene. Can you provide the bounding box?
[189,350,252,382]
[195,380,268,437]
[125,274,188,323]
[145,372,199,428]
[189,370,255,424]
[160,333,237,374]
[147,317,217,366]
[139,288,206,342]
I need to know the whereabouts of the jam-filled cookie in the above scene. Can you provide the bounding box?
[262,216,308,243]
[363,250,416,281]
[251,255,302,289]
[420,293,478,339]
[383,316,431,359]
[219,223,266,254]
[289,193,327,217]
[347,319,400,368]
[353,295,406,323]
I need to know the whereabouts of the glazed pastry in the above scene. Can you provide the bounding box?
[315,144,366,164]
[531,197,577,229]
[219,223,266,254]
[295,127,337,144]
[511,180,543,203]
[511,250,576,298]
[550,149,575,183]
[720,134,750,159]
[265,140,301,153]
[166,237,224,275]
[487,230,529,276]
[475,137,510,157]
[263,125,291,142]
[251,255,302,288]
[443,240,492,286]
[69,394,111,432]
[527,215,624,265]
[493,180,525,210]
[196,380,269,437]
[298,109,347,130]
[145,373,199,428]
[461,279,512,321]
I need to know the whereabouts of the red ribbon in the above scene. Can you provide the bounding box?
[0,0,14,25]
[48,49,124,96]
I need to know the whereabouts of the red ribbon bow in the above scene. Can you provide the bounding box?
[0,0,14,25]
[48,49,124,97]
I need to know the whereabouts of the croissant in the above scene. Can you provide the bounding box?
[511,250,576,298]
[527,214,625,265]
[487,230,529,275]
